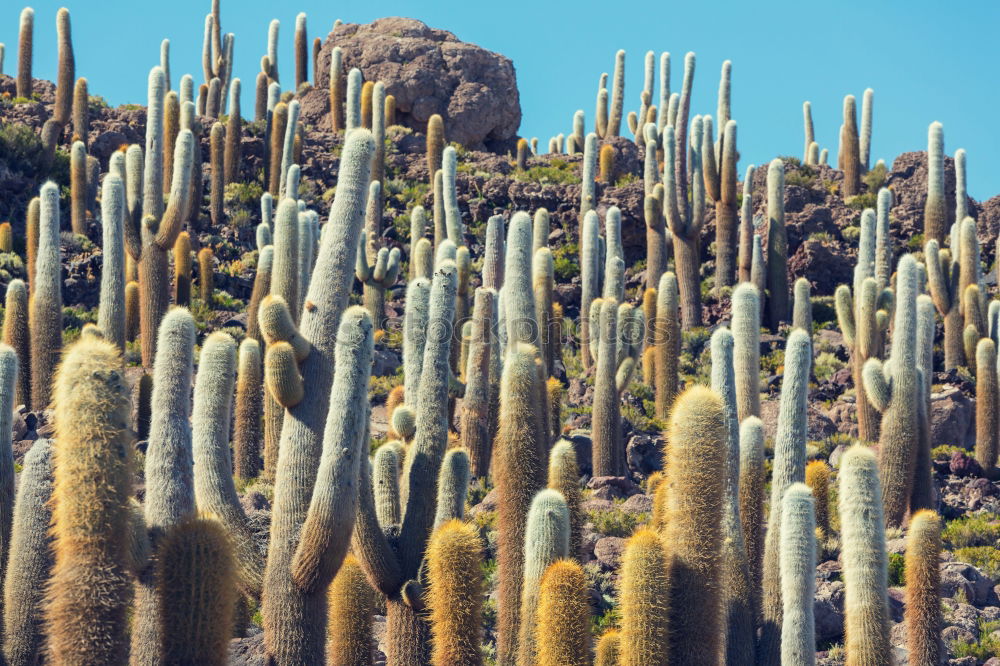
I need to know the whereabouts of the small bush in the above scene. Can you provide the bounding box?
[862,162,888,192]
[515,158,581,185]
[588,508,648,538]
[845,192,877,210]
[814,351,846,381]
[954,546,1000,581]
[887,552,905,587]
[943,513,1000,549]
[949,618,1000,661]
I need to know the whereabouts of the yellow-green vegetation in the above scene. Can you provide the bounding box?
[949,618,1000,661]
[942,513,1000,549]
[954,547,1000,580]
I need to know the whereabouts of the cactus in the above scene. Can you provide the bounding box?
[704,118,738,292]
[802,101,815,162]
[96,174,127,351]
[403,277,431,404]
[975,337,998,469]
[2,439,53,666]
[841,95,860,196]
[598,143,615,183]
[234,338,262,480]
[580,209,600,369]
[860,88,874,171]
[592,300,624,476]
[433,447,471,528]
[427,519,484,666]
[924,121,947,244]
[279,101,301,198]
[373,442,403,528]
[193,332,265,595]
[0,347,13,628]
[838,445,891,665]
[30,182,62,409]
[758,328,811,664]
[427,113,445,185]
[792,277,812,332]
[16,8,32,99]
[328,46,345,132]
[461,287,496,477]
[0,223,9,254]
[173,231,192,306]
[493,343,545,664]
[732,283,761,423]
[911,295,937,513]
[805,459,831,536]
[766,158,789,330]
[905,510,943,666]
[618,528,669,665]
[546,439,583,560]
[780,483,816,666]
[535,559,590,666]
[580,132,598,223]
[222,78,242,184]
[3,280,29,410]
[327,555,376,665]
[662,386,726,661]
[925,237,966,370]
[45,337,131,664]
[155,518,237,663]
[606,49,625,137]
[292,12,308,89]
[70,141,87,235]
[863,254,919,526]
[595,630,621,666]
[261,130,374,664]
[516,138,529,169]
[72,76,88,145]
[653,271,679,419]
[163,91,180,194]
[518,489,570,664]
[268,102,289,195]
[125,280,139,342]
[955,147,968,223]
[371,81,386,186]
[356,182,402,328]
[738,416,765,628]
[247,245,273,345]
[53,8,75,125]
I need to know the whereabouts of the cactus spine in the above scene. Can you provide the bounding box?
[433,447,471,528]
[924,121,947,244]
[30,182,62,409]
[99,174,126,350]
[653,271,679,419]
[618,528,669,665]
[765,158,789,330]
[758,328,811,664]
[535,560,590,666]
[547,440,583,559]
[905,510,943,666]
[16,8,32,99]
[839,445,891,666]
[841,95,860,196]
[518,489,570,664]
[975,337,998,469]
[45,338,131,664]
[779,483,816,666]
[327,555,376,665]
[462,287,496,477]
[234,338,262,480]
[739,416,765,627]
[3,280,29,410]
[427,519,484,666]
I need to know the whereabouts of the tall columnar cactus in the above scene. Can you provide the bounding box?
[247,245,273,345]
[125,280,139,342]
[535,559,591,666]
[839,445,891,665]
[955,147,968,223]
[327,555,376,666]
[426,519,483,666]
[606,49,625,137]
[975,337,998,469]
[403,277,431,404]
[461,287,496,477]
[518,489,570,665]
[924,121,947,244]
[234,338,262,481]
[493,343,545,665]
[860,88,874,172]
[16,8,32,99]
[534,247,556,376]
[911,295,937,512]
[736,163,755,280]
[618,528,669,665]
[70,141,87,235]
[0,346,14,627]
[504,211,536,348]
[592,300,624,476]
[3,280,29,409]
[732,282,761,423]
[580,132,598,222]
[863,254,919,526]
[53,8,74,125]
[653,271,679,419]
[2,439,53,666]
[780,483,816,666]
[433,447,471,528]
[155,518,237,663]
[710,328,755,663]
[792,277,812,332]
[97,174,126,351]
[547,439,583,559]
[739,416,765,627]
[905,510,943,666]
[841,94,860,196]
[279,101,301,198]
[580,210,600,369]
[356,182,402,328]
[926,236,966,370]
[268,102,289,195]
[373,442,403,528]
[805,459,831,536]
[193,332,265,595]
[45,338,131,664]
[766,158,789,330]
[663,386,726,662]
[72,76,88,145]
[30,182,62,409]
[293,12,308,89]
[261,130,374,665]
[645,187,668,293]
[704,118,738,292]
[758,328,811,664]
[173,231,192,306]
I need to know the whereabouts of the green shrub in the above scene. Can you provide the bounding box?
[814,351,846,381]
[845,192,877,210]
[943,513,1000,549]
[887,552,905,587]
[515,158,581,185]
[954,546,1000,580]
[932,445,966,461]
[949,619,1000,661]
[862,162,888,192]
[587,507,647,538]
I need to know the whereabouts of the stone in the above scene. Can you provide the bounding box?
[941,562,997,607]
[813,580,845,643]
[308,18,521,151]
[931,387,974,449]
[593,536,626,571]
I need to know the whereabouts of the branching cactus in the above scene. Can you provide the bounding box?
[518,489,570,665]
[839,445,891,665]
[905,510,943,666]
[780,483,816,666]
[759,328,811,664]
[427,519,484,666]
[30,182,63,409]
[403,277,431,405]
[327,555,376,666]
[2,439,53,666]
[261,130,374,665]
[862,254,919,527]
[618,528,669,665]
[653,271,679,419]
[356,182,402,328]
[536,559,591,666]
[45,338,131,664]
[3,279,30,409]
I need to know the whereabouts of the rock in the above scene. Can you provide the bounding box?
[931,387,974,449]
[760,398,837,442]
[626,433,663,478]
[372,347,402,378]
[593,536,626,570]
[620,493,653,514]
[941,562,997,607]
[885,538,907,555]
[581,498,615,514]
[469,487,498,515]
[948,657,978,666]
[228,631,266,666]
[309,18,521,151]
[814,580,845,643]
[587,476,641,500]
[240,490,270,513]
[963,477,999,509]
[950,451,983,478]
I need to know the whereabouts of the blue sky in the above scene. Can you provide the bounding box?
[3,1,998,199]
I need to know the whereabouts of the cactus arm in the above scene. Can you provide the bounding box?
[154,130,194,250]
[835,285,856,348]
[259,295,309,361]
[352,449,405,596]
[862,358,891,412]
[923,240,950,315]
[265,341,304,408]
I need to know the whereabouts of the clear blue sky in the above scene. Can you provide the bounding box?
[3,0,998,199]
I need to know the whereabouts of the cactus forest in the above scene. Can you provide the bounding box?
[0,3,998,665]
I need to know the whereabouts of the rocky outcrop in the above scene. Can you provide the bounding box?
[306,17,521,151]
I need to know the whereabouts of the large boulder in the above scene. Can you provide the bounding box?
[307,17,521,151]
